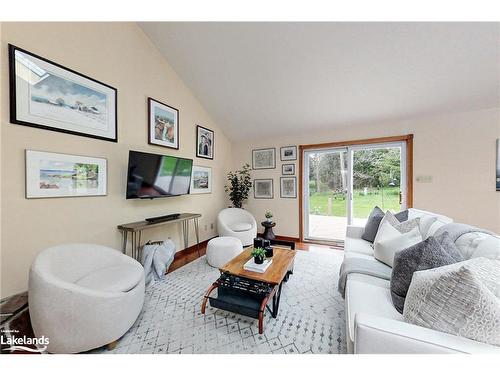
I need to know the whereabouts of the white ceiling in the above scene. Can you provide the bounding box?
[139,22,500,141]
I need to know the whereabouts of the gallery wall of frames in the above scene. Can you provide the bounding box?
[252,145,297,200]
[9,44,216,198]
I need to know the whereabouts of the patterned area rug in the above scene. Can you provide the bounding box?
[96,247,347,354]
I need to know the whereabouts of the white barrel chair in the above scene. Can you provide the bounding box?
[28,243,145,353]
[217,208,257,246]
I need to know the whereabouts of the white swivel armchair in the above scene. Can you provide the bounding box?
[217,208,257,246]
[29,243,145,353]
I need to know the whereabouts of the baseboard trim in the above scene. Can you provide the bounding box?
[168,237,215,273]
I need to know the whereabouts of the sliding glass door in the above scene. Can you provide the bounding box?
[303,141,407,243]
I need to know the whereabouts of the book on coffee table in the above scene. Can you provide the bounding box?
[243,258,273,273]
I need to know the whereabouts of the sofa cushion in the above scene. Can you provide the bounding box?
[390,232,464,313]
[455,232,500,260]
[408,209,452,239]
[75,264,143,292]
[345,273,404,345]
[361,206,385,243]
[344,237,375,256]
[403,258,500,346]
[230,222,253,232]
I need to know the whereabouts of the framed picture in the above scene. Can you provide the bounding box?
[190,166,212,194]
[196,125,214,160]
[496,139,500,191]
[26,150,107,199]
[9,44,117,142]
[254,179,274,199]
[252,148,276,170]
[148,97,179,149]
[280,177,297,198]
[282,163,295,175]
[280,146,297,161]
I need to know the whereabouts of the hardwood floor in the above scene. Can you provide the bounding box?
[168,237,343,273]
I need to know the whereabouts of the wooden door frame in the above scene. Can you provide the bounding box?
[298,134,414,242]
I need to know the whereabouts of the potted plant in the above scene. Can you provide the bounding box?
[251,247,266,265]
[224,164,252,208]
[265,211,273,223]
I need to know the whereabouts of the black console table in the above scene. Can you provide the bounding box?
[117,213,201,260]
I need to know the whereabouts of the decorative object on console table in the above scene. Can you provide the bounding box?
[265,211,273,222]
[254,179,273,199]
[261,221,276,240]
[280,146,297,161]
[190,165,212,194]
[252,148,276,169]
[148,97,179,149]
[196,125,214,159]
[25,150,107,199]
[282,163,295,175]
[280,176,297,198]
[225,164,252,208]
[496,138,500,191]
[9,44,117,142]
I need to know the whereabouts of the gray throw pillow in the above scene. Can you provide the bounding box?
[361,206,385,242]
[394,209,409,222]
[390,232,464,313]
[362,207,408,243]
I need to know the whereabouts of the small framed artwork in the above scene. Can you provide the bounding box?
[9,44,117,142]
[282,163,295,175]
[496,139,500,191]
[148,97,179,149]
[280,177,297,198]
[252,148,276,170]
[280,146,297,161]
[190,166,212,194]
[196,125,215,160]
[26,150,107,199]
[254,179,274,199]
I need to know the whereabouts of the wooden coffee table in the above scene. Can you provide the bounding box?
[201,246,296,334]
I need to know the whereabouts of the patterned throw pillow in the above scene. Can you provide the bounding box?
[391,232,464,313]
[403,257,500,346]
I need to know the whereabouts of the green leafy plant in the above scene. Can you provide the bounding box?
[251,247,266,258]
[224,163,252,208]
[265,211,273,219]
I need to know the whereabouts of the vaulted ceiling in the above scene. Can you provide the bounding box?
[140,22,499,141]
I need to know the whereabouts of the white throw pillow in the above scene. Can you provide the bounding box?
[408,210,439,239]
[374,223,423,267]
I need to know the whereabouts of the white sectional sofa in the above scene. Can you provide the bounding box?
[343,208,500,354]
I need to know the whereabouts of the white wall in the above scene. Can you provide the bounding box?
[1,23,232,298]
[232,108,500,237]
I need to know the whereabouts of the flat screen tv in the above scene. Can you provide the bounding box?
[126,150,193,199]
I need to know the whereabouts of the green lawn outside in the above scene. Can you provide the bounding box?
[309,187,400,218]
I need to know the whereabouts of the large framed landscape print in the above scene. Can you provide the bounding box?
[148,97,179,149]
[26,150,107,198]
[9,45,117,142]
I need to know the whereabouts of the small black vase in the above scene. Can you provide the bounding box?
[265,246,273,258]
[254,255,264,264]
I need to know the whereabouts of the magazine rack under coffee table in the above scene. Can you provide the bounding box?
[201,247,296,334]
